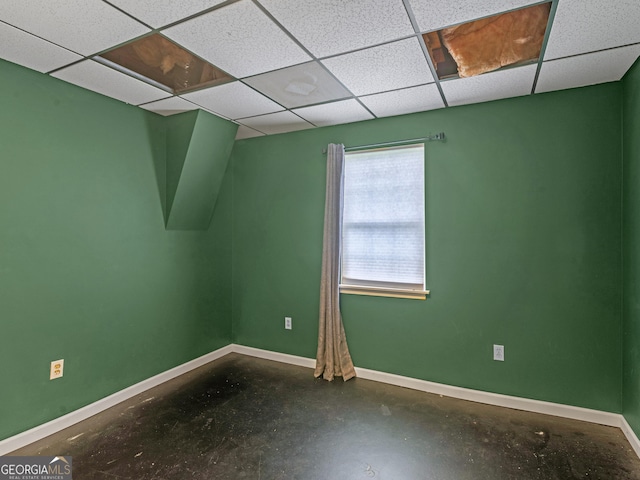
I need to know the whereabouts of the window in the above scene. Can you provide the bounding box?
[340,143,428,300]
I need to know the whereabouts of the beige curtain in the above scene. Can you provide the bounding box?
[314,144,356,382]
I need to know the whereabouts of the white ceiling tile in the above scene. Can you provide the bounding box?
[0,21,81,73]
[258,0,414,58]
[293,99,374,127]
[181,82,284,119]
[243,62,351,108]
[441,64,536,107]
[139,97,199,116]
[238,111,314,135]
[107,0,227,29]
[360,84,444,118]
[322,38,434,96]
[407,0,538,32]
[0,0,149,56]
[236,125,266,140]
[536,45,640,94]
[544,0,640,60]
[162,0,311,78]
[51,60,171,105]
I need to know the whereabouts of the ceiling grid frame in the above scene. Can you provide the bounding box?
[401,0,449,107]
[531,0,561,94]
[0,0,637,136]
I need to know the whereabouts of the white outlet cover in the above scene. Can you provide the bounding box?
[285,317,292,330]
[493,345,505,362]
[50,359,64,379]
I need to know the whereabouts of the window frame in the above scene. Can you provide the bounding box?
[339,142,429,300]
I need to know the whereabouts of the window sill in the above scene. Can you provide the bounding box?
[339,284,429,300]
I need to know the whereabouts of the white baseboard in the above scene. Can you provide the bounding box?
[0,345,234,456]
[234,346,621,426]
[232,344,316,369]
[354,366,620,426]
[621,416,640,459]
[234,345,640,461]
[2,342,639,462]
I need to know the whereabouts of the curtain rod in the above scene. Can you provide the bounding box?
[322,132,445,154]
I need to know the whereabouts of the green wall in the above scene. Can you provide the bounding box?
[623,57,640,438]
[1,51,631,442]
[0,59,233,441]
[232,84,623,412]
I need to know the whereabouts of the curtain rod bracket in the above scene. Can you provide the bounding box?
[427,132,445,141]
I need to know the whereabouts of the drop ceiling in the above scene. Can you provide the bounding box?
[1,0,639,140]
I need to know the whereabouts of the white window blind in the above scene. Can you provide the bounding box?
[341,143,425,296]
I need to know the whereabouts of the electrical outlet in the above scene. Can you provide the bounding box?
[50,359,64,380]
[493,345,505,362]
[285,317,292,330]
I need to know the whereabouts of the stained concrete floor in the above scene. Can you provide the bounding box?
[12,353,640,479]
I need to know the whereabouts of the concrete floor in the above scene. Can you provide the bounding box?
[13,353,640,479]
